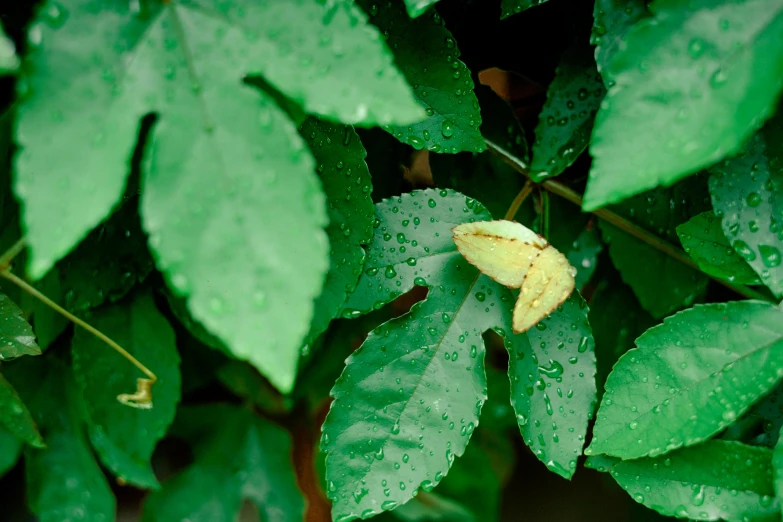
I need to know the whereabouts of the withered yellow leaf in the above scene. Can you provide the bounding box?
[452,220,576,333]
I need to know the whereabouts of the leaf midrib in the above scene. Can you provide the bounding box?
[334,270,483,499]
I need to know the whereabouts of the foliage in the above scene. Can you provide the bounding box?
[0,0,782,521]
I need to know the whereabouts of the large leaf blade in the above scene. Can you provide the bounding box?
[359,0,485,154]
[588,301,783,459]
[71,290,181,488]
[583,0,783,210]
[136,7,329,392]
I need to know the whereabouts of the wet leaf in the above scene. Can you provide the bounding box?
[404,0,441,18]
[143,404,304,522]
[709,127,783,296]
[301,117,375,342]
[591,0,649,84]
[529,44,605,181]
[7,356,115,522]
[502,293,597,479]
[601,441,778,521]
[599,178,711,318]
[500,0,551,19]
[0,292,41,360]
[325,190,595,520]
[589,268,656,391]
[588,301,783,460]
[142,85,327,395]
[14,0,421,279]
[359,0,485,153]
[71,291,181,489]
[677,211,761,285]
[774,429,783,517]
[546,195,602,290]
[53,196,154,313]
[430,151,530,221]
[0,372,43,448]
[583,0,783,211]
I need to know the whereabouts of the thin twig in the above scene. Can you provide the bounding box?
[504,179,534,220]
[0,238,26,270]
[0,269,157,381]
[486,139,772,302]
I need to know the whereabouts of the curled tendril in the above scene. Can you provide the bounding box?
[117,377,154,409]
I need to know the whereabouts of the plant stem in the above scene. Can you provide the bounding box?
[0,268,157,382]
[540,190,550,240]
[486,139,772,302]
[504,179,534,220]
[0,238,26,270]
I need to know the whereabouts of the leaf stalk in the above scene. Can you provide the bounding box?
[487,139,772,303]
[0,241,157,408]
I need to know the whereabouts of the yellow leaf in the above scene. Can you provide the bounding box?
[452,220,576,333]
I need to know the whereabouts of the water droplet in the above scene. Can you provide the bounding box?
[441,120,454,138]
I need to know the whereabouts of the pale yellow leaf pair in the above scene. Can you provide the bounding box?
[452,220,576,333]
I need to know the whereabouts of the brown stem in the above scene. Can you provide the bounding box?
[504,179,534,220]
[486,139,771,302]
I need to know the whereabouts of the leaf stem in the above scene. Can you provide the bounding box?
[486,139,772,302]
[0,238,26,270]
[504,179,534,220]
[540,190,550,240]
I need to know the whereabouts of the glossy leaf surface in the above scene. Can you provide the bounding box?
[589,301,783,459]
[584,0,783,210]
[359,0,485,153]
[677,211,760,285]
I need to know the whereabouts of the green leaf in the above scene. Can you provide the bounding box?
[0,292,41,360]
[216,361,291,415]
[589,268,656,391]
[326,190,596,519]
[545,196,603,290]
[500,0,550,19]
[71,290,181,489]
[435,428,505,521]
[774,428,783,517]
[301,117,375,341]
[598,179,711,318]
[391,492,474,522]
[55,195,154,312]
[591,0,649,84]
[0,21,18,75]
[588,301,783,460]
[141,95,327,392]
[7,356,115,522]
[15,0,422,280]
[0,372,43,448]
[604,440,778,521]
[28,269,68,349]
[404,0,441,18]
[430,151,530,220]
[359,0,485,153]
[709,129,783,297]
[529,44,605,181]
[143,404,304,522]
[475,84,528,165]
[0,427,22,477]
[503,293,597,479]
[583,0,783,211]
[677,211,761,285]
